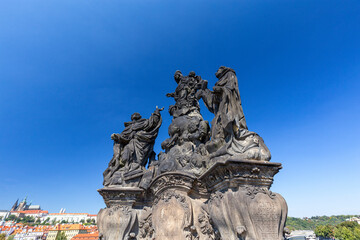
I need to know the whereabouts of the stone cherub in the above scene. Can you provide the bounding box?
[158,70,210,176]
[162,70,209,152]
[166,70,203,118]
[103,107,163,186]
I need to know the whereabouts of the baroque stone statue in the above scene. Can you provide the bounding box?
[159,71,210,176]
[103,107,163,187]
[196,66,271,161]
[98,67,288,240]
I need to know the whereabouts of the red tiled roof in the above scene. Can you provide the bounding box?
[49,213,88,215]
[49,224,85,231]
[11,210,48,214]
[71,232,99,240]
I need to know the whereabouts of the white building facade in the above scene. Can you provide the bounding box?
[40,213,96,223]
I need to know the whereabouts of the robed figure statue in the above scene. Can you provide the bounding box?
[197,66,271,161]
[103,107,163,186]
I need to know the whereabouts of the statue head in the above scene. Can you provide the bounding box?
[215,66,235,79]
[189,71,196,77]
[131,112,142,121]
[215,66,226,78]
[174,70,183,84]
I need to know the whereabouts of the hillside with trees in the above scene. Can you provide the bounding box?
[286,215,359,231]
[286,215,360,240]
[315,221,360,240]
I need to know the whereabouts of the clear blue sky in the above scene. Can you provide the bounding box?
[1,0,359,218]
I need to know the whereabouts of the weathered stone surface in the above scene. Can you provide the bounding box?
[103,107,163,188]
[97,67,288,240]
[199,159,282,191]
[208,186,287,240]
[196,66,271,161]
[152,190,193,239]
[98,187,145,208]
[97,205,138,240]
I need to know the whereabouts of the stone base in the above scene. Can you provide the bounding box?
[97,160,287,240]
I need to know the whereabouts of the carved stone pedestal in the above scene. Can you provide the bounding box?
[98,160,287,240]
[200,159,287,240]
[97,187,146,240]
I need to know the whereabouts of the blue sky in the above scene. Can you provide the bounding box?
[0,0,359,218]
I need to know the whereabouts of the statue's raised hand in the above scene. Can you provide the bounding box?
[111,133,117,140]
[155,106,165,114]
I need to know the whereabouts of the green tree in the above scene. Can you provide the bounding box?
[286,215,360,231]
[334,226,355,240]
[338,221,359,229]
[353,227,360,239]
[7,236,15,240]
[315,224,334,238]
[55,231,67,240]
[0,233,6,240]
[6,215,17,221]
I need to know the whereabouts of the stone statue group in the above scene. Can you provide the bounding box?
[103,66,271,187]
[98,67,288,240]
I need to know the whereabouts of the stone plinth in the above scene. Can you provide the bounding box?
[98,160,287,240]
[200,160,287,240]
[98,187,145,207]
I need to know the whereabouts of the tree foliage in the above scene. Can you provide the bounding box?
[5,215,17,222]
[18,216,35,224]
[286,215,360,231]
[55,231,67,240]
[314,221,360,240]
[315,224,334,238]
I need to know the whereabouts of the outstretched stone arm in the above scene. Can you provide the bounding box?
[166,92,175,98]
[111,133,129,143]
[142,106,164,132]
[155,106,164,114]
[197,88,215,114]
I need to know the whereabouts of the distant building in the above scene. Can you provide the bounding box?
[347,217,360,224]
[11,200,19,211]
[0,210,10,221]
[41,213,96,224]
[288,230,316,240]
[46,224,88,240]
[11,197,41,212]
[9,224,52,240]
[10,210,49,219]
[13,228,44,240]
[7,197,48,221]
[71,232,99,240]
[0,225,14,236]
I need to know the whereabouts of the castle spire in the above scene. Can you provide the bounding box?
[10,199,19,211]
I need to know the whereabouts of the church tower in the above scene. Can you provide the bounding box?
[10,199,18,211]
